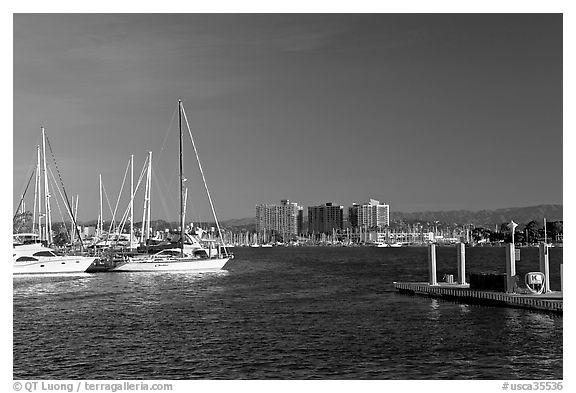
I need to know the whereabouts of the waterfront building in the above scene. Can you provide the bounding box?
[356,199,390,229]
[348,203,359,229]
[297,206,304,235]
[256,200,302,240]
[308,202,344,234]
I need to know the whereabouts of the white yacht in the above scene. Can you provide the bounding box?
[13,234,97,274]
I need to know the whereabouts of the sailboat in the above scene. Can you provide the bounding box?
[113,100,232,272]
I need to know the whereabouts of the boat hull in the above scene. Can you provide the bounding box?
[112,257,230,272]
[13,256,97,274]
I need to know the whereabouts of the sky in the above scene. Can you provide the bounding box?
[12,13,563,222]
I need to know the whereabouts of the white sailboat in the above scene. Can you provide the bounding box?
[113,100,231,272]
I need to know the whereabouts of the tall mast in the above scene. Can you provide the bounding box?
[179,99,185,257]
[140,153,151,244]
[99,173,103,238]
[41,127,52,244]
[33,145,41,235]
[130,154,134,250]
[146,151,152,242]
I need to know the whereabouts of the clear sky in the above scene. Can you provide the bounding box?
[13,13,563,222]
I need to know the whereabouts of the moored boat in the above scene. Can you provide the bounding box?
[113,248,230,272]
[112,99,231,272]
[13,235,97,274]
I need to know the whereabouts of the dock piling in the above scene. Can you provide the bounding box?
[538,243,550,293]
[457,242,466,285]
[428,243,438,286]
[505,243,516,293]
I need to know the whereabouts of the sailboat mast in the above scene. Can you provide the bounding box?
[146,151,152,242]
[99,173,103,238]
[41,127,52,244]
[130,154,134,250]
[33,145,41,235]
[179,99,185,257]
[140,158,147,244]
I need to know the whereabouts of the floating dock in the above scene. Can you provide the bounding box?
[394,282,563,314]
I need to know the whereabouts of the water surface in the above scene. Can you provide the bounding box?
[13,246,563,379]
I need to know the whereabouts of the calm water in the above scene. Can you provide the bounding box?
[13,246,563,379]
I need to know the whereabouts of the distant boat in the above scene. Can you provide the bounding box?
[112,100,231,272]
[249,243,273,248]
[374,242,389,248]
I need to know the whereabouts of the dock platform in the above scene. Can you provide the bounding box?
[394,282,563,314]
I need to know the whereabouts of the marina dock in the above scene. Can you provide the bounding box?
[394,242,563,314]
[393,281,563,314]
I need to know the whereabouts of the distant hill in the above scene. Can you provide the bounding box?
[219,217,256,232]
[391,204,562,226]
[219,204,562,229]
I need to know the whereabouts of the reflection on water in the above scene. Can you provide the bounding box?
[428,299,441,322]
[13,247,562,380]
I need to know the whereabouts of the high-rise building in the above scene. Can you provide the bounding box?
[356,199,390,229]
[308,202,344,234]
[297,206,304,235]
[348,203,359,228]
[256,200,302,239]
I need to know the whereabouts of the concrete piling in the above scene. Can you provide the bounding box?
[538,243,550,293]
[505,243,516,293]
[428,243,438,286]
[457,242,466,285]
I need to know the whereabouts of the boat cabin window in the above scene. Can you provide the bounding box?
[194,250,209,258]
[32,251,58,257]
[16,256,38,262]
[157,250,181,257]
